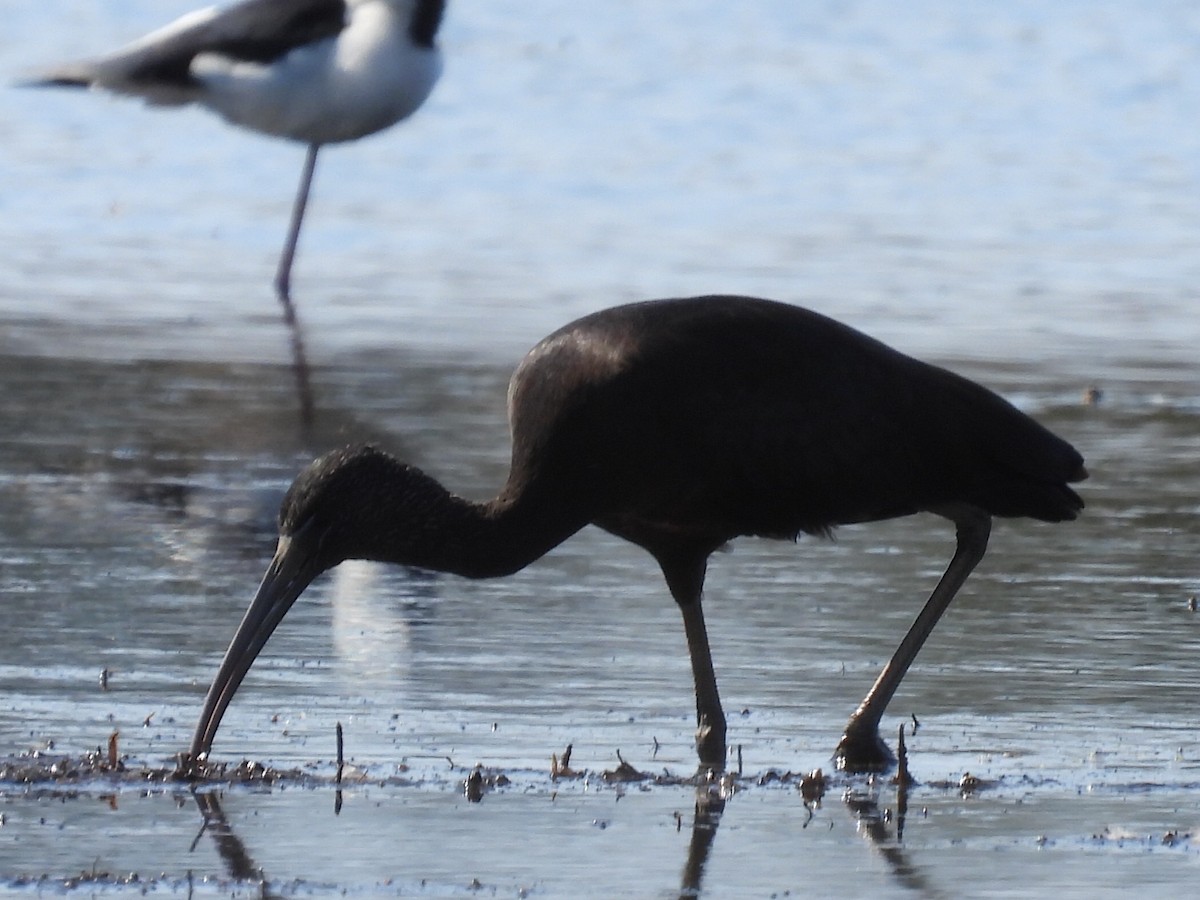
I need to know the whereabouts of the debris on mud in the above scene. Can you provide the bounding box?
[1091,826,1196,849]
[602,750,650,783]
[551,743,584,780]
[0,744,129,784]
[0,744,319,791]
[8,869,147,891]
[464,764,510,802]
[957,772,983,796]
[753,768,828,805]
[800,769,828,805]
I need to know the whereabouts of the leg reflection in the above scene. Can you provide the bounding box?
[843,779,938,897]
[678,781,727,898]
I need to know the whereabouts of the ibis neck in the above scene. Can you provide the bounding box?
[360,471,587,580]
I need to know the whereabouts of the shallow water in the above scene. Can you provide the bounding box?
[1,0,1199,897]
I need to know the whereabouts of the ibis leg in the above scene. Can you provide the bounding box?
[836,507,992,772]
[678,595,727,771]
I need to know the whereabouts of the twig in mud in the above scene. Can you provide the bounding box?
[335,722,344,786]
[334,721,345,816]
[893,723,913,787]
[892,724,913,841]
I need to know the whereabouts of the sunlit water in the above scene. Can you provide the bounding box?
[1,1,1198,897]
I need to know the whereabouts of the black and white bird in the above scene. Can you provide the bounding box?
[32,0,446,317]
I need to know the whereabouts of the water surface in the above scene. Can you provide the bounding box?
[1,1,1198,896]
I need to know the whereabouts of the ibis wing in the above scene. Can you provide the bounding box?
[674,344,1083,533]
[669,352,934,537]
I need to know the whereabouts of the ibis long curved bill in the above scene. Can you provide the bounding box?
[189,522,324,760]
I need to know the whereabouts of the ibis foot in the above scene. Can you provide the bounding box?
[835,721,896,774]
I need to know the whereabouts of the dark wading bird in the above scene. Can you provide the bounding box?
[29,0,446,422]
[187,295,1086,774]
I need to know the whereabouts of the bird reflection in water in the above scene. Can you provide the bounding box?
[190,791,273,890]
[190,776,733,898]
[678,781,728,899]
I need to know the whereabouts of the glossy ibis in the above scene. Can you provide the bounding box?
[188,295,1086,773]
